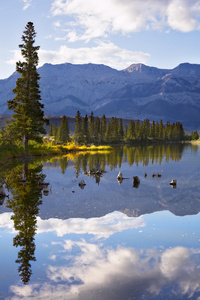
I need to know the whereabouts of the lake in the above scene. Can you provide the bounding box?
[0,143,200,299]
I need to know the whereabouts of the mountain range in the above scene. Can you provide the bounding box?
[0,62,200,130]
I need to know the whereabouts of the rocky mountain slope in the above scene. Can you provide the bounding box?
[0,62,200,130]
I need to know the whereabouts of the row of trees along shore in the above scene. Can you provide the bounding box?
[49,111,186,145]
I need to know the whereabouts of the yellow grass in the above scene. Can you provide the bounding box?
[0,142,113,161]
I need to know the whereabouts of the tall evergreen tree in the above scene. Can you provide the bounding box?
[159,120,165,139]
[7,22,47,149]
[191,130,199,140]
[94,117,101,144]
[105,121,111,143]
[155,121,160,139]
[135,120,141,139]
[166,121,172,140]
[89,111,94,143]
[82,114,89,144]
[127,120,135,140]
[177,122,185,140]
[124,125,128,140]
[57,115,69,143]
[100,114,106,143]
[110,117,118,143]
[74,111,82,144]
[118,118,124,142]
[143,119,150,139]
[150,120,156,138]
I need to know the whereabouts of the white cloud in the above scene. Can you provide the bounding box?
[38,42,150,70]
[50,0,200,42]
[167,0,200,32]
[6,50,21,66]
[21,0,32,10]
[52,20,62,28]
[7,42,150,70]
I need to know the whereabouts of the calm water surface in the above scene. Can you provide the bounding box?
[0,144,200,299]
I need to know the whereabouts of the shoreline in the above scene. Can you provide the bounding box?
[0,140,199,161]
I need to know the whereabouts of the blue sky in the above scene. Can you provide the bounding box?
[1,0,200,79]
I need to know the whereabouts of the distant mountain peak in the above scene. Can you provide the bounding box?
[123,63,146,73]
[172,62,200,77]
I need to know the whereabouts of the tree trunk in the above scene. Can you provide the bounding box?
[23,135,28,150]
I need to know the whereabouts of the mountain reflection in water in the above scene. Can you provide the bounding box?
[0,143,199,299]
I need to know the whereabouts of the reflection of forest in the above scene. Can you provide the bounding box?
[49,144,185,175]
[0,161,46,284]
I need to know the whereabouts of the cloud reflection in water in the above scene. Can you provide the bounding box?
[10,242,200,299]
[8,211,200,299]
[36,211,145,239]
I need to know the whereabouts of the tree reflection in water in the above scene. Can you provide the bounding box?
[55,144,185,181]
[5,161,46,284]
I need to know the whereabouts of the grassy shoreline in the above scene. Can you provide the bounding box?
[0,143,113,160]
[1,139,200,161]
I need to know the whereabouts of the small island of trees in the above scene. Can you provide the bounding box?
[49,111,186,146]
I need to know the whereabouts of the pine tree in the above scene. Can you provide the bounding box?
[124,125,128,140]
[100,114,106,143]
[94,117,101,144]
[127,120,135,140]
[159,120,164,139]
[150,121,156,138]
[155,121,160,139]
[143,119,150,139]
[105,121,111,143]
[82,114,89,144]
[7,22,47,149]
[166,121,172,140]
[74,111,82,144]
[118,118,124,142]
[135,120,141,139]
[177,122,185,140]
[110,117,118,143]
[57,115,69,143]
[89,111,94,143]
[191,130,199,140]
